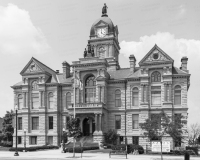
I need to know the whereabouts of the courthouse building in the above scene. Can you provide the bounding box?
[12,6,190,149]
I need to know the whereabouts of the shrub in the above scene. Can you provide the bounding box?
[0,141,13,147]
[186,146,198,155]
[65,146,99,153]
[111,144,144,154]
[9,145,59,152]
[172,150,196,155]
[102,143,113,149]
[104,129,118,145]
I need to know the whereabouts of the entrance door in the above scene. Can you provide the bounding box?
[83,118,90,136]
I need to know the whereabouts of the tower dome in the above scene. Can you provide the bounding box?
[90,16,115,37]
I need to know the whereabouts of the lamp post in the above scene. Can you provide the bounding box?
[62,128,65,153]
[24,129,26,152]
[14,105,19,156]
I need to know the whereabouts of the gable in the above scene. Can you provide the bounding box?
[24,62,43,73]
[139,45,174,66]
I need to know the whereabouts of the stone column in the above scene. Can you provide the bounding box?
[42,91,45,107]
[77,88,79,103]
[26,92,28,108]
[164,84,167,102]
[102,86,105,103]
[146,85,149,103]
[99,114,102,131]
[106,44,109,58]
[169,84,172,102]
[98,86,101,102]
[89,119,92,135]
[39,91,42,107]
[23,92,26,108]
[95,114,98,132]
[141,85,144,102]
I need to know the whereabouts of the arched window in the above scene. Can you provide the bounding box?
[48,92,54,109]
[151,71,161,82]
[32,81,38,90]
[85,76,96,103]
[66,92,71,108]
[115,90,121,107]
[18,94,23,109]
[174,85,181,105]
[132,87,139,106]
[31,80,39,109]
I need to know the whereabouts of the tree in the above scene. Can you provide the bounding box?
[140,110,186,160]
[104,129,118,145]
[1,110,14,142]
[188,123,200,146]
[67,117,82,157]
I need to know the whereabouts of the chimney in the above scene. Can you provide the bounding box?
[62,61,70,79]
[129,54,136,73]
[181,56,188,73]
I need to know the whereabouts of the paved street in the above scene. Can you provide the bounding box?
[0,149,199,160]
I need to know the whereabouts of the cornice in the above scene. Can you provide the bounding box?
[71,62,108,68]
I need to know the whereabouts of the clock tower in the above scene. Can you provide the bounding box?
[86,4,120,71]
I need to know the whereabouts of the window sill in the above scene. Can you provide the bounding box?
[174,105,182,107]
[163,102,172,105]
[151,105,161,107]
[132,129,139,131]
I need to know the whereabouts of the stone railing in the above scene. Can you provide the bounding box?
[68,102,104,109]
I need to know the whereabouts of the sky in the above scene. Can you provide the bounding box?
[0,0,200,126]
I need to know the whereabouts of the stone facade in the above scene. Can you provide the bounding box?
[12,6,190,150]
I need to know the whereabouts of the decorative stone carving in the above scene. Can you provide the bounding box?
[25,62,41,73]
[145,50,169,62]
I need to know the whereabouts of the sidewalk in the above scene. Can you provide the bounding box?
[0,149,199,160]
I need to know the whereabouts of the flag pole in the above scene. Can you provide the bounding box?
[73,66,76,158]
[73,66,76,118]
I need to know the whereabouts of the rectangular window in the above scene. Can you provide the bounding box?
[132,94,139,106]
[32,93,39,109]
[132,136,139,145]
[66,116,70,129]
[174,90,181,105]
[49,116,53,130]
[120,136,124,144]
[32,117,39,130]
[151,86,161,105]
[30,136,37,145]
[115,115,121,129]
[49,96,54,109]
[132,114,139,129]
[18,136,22,144]
[18,117,22,130]
[48,136,53,145]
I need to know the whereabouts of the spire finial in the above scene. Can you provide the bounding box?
[102,3,108,17]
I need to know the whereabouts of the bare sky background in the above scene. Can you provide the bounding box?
[0,0,200,126]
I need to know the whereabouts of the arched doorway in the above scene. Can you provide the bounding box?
[82,117,95,136]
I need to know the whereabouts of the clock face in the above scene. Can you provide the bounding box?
[97,28,106,37]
